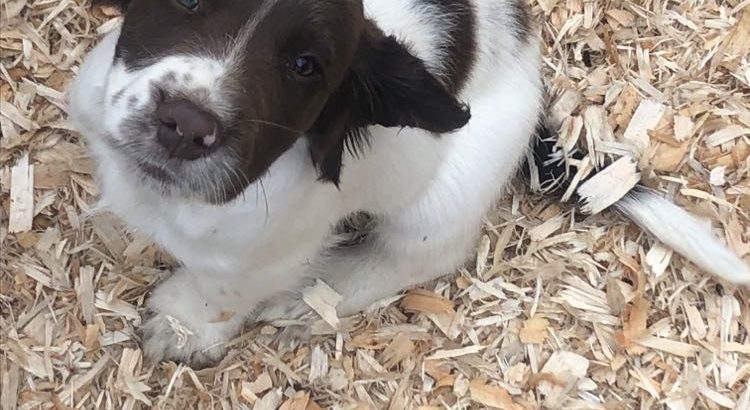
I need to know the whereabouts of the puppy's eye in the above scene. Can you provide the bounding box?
[290,55,318,77]
[176,0,199,11]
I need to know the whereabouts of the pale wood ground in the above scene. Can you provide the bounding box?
[1,0,749,409]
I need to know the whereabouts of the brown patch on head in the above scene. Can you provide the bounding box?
[108,0,471,202]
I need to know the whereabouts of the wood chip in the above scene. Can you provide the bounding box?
[615,296,650,350]
[4,0,749,407]
[673,115,695,142]
[538,351,590,397]
[519,316,549,344]
[683,300,707,340]
[469,380,523,410]
[622,99,667,154]
[77,265,96,324]
[528,215,564,242]
[379,333,415,369]
[637,335,700,357]
[699,384,736,408]
[645,243,673,279]
[254,389,283,410]
[400,289,455,315]
[723,10,750,57]
[9,153,34,233]
[302,279,342,329]
[577,156,640,214]
[308,345,328,383]
[279,391,311,410]
[705,125,750,147]
[248,373,273,395]
[426,345,485,360]
[0,358,19,410]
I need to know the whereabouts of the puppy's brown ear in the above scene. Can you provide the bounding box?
[91,0,130,10]
[307,23,471,185]
[347,25,471,133]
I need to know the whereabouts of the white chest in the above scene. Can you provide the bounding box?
[95,140,340,274]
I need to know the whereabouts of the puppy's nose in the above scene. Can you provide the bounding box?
[156,99,219,160]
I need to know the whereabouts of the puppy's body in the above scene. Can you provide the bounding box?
[70,0,749,366]
[71,0,540,364]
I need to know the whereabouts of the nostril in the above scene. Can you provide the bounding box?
[161,120,177,131]
[157,108,177,131]
[156,99,220,160]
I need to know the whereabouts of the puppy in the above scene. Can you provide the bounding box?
[69,0,749,367]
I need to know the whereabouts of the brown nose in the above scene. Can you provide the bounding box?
[156,99,219,160]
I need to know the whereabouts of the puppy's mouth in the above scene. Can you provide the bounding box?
[128,156,243,204]
[117,135,251,204]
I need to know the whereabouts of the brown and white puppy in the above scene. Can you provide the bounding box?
[69,0,750,367]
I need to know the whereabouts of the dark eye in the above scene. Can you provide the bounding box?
[176,0,199,10]
[290,55,318,77]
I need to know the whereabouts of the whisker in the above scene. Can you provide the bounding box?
[221,161,234,204]
[213,164,227,204]
[208,164,222,204]
[241,118,304,134]
[258,176,269,225]
[195,162,212,203]
[225,163,249,203]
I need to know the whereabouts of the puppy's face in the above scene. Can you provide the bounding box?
[84,0,470,203]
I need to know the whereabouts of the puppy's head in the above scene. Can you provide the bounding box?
[84,0,470,203]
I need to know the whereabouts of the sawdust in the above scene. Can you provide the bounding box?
[2,0,749,409]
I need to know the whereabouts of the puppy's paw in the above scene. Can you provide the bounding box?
[274,323,314,351]
[256,293,318,348]
[256,293,315,323]
[138,310,237,368]
[137,274,243,368]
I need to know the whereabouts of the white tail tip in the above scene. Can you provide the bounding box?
[613,188,750,285]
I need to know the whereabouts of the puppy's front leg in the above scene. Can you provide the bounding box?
[138,269,247,367]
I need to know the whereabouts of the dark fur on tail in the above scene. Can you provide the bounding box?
[522,120,583,196]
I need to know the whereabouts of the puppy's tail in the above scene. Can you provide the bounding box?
[614,187,750,283]
[526,121,750,285]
